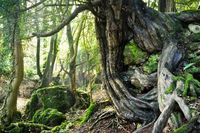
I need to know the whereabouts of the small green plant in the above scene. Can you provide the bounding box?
[124,42,147,65]
[165,73,200,99]
[143,54,159,74]
[25,69,35,78]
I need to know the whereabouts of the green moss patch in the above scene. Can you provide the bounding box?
[173,116,198,133]
[143,54,159,74]
[124,42,147,65]
[80,102,96,125]
[32,108,65,127]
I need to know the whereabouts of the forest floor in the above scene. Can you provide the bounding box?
[1,78,197,133]
[14,79,138,133]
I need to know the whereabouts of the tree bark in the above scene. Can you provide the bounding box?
[40,34,58,88]
[66,20,84,94]
[36,37,42,79]
[95,0,197,132]
[159,0,176,12]
[1,1,24,124]
[95,0,161,124]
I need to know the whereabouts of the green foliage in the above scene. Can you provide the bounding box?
[80,102,96,125]
[0,50,12,75]
[51,121,73,133]
[9,126,23,133]
[25,69,35,79]
[173,116,198,133]
[0,32,12,76]
[32,108,65,127]
[183,73,193,96]
[124,42,147,65]
[165,73,200,99]
[176,0,200,11]
[0,0,19,15]
[143,54,159,74]
[165,81,176,94]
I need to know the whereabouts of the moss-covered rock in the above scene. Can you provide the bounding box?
[124,42,147,65]
[32,108,65,127]
[25,86,75,119]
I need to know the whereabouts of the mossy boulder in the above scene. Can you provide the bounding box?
[25,86,75,119]
[32,108,65,126]
[124,42,147,65]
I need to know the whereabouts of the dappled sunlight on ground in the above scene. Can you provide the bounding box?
[17,97,29,113]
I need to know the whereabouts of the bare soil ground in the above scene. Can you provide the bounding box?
[17,97,29,113]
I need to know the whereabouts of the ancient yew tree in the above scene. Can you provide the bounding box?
[33,0,200,132]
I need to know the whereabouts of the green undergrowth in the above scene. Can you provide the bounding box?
[173,116,198,133]
[51,121,74,133]
[3,122,51,133]
[50,102,97,132]
[124,42,147,65]
[143,54,159,74]
[165,72,200,99]
[165,49,200,98]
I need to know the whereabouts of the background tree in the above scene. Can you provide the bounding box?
[159,0,176,12]
[0,0,24,124]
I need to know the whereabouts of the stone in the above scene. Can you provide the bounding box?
[32,108,65,126]
[25,86,75,119]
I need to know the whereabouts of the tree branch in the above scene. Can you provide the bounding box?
[32,0,102,37]
[20,0,47,12]
[59,60,70,75]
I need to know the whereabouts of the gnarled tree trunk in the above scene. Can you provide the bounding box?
[95,0,199,132]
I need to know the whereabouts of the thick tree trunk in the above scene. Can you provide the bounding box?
[95,0,160,124]
[95,0,198,132]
